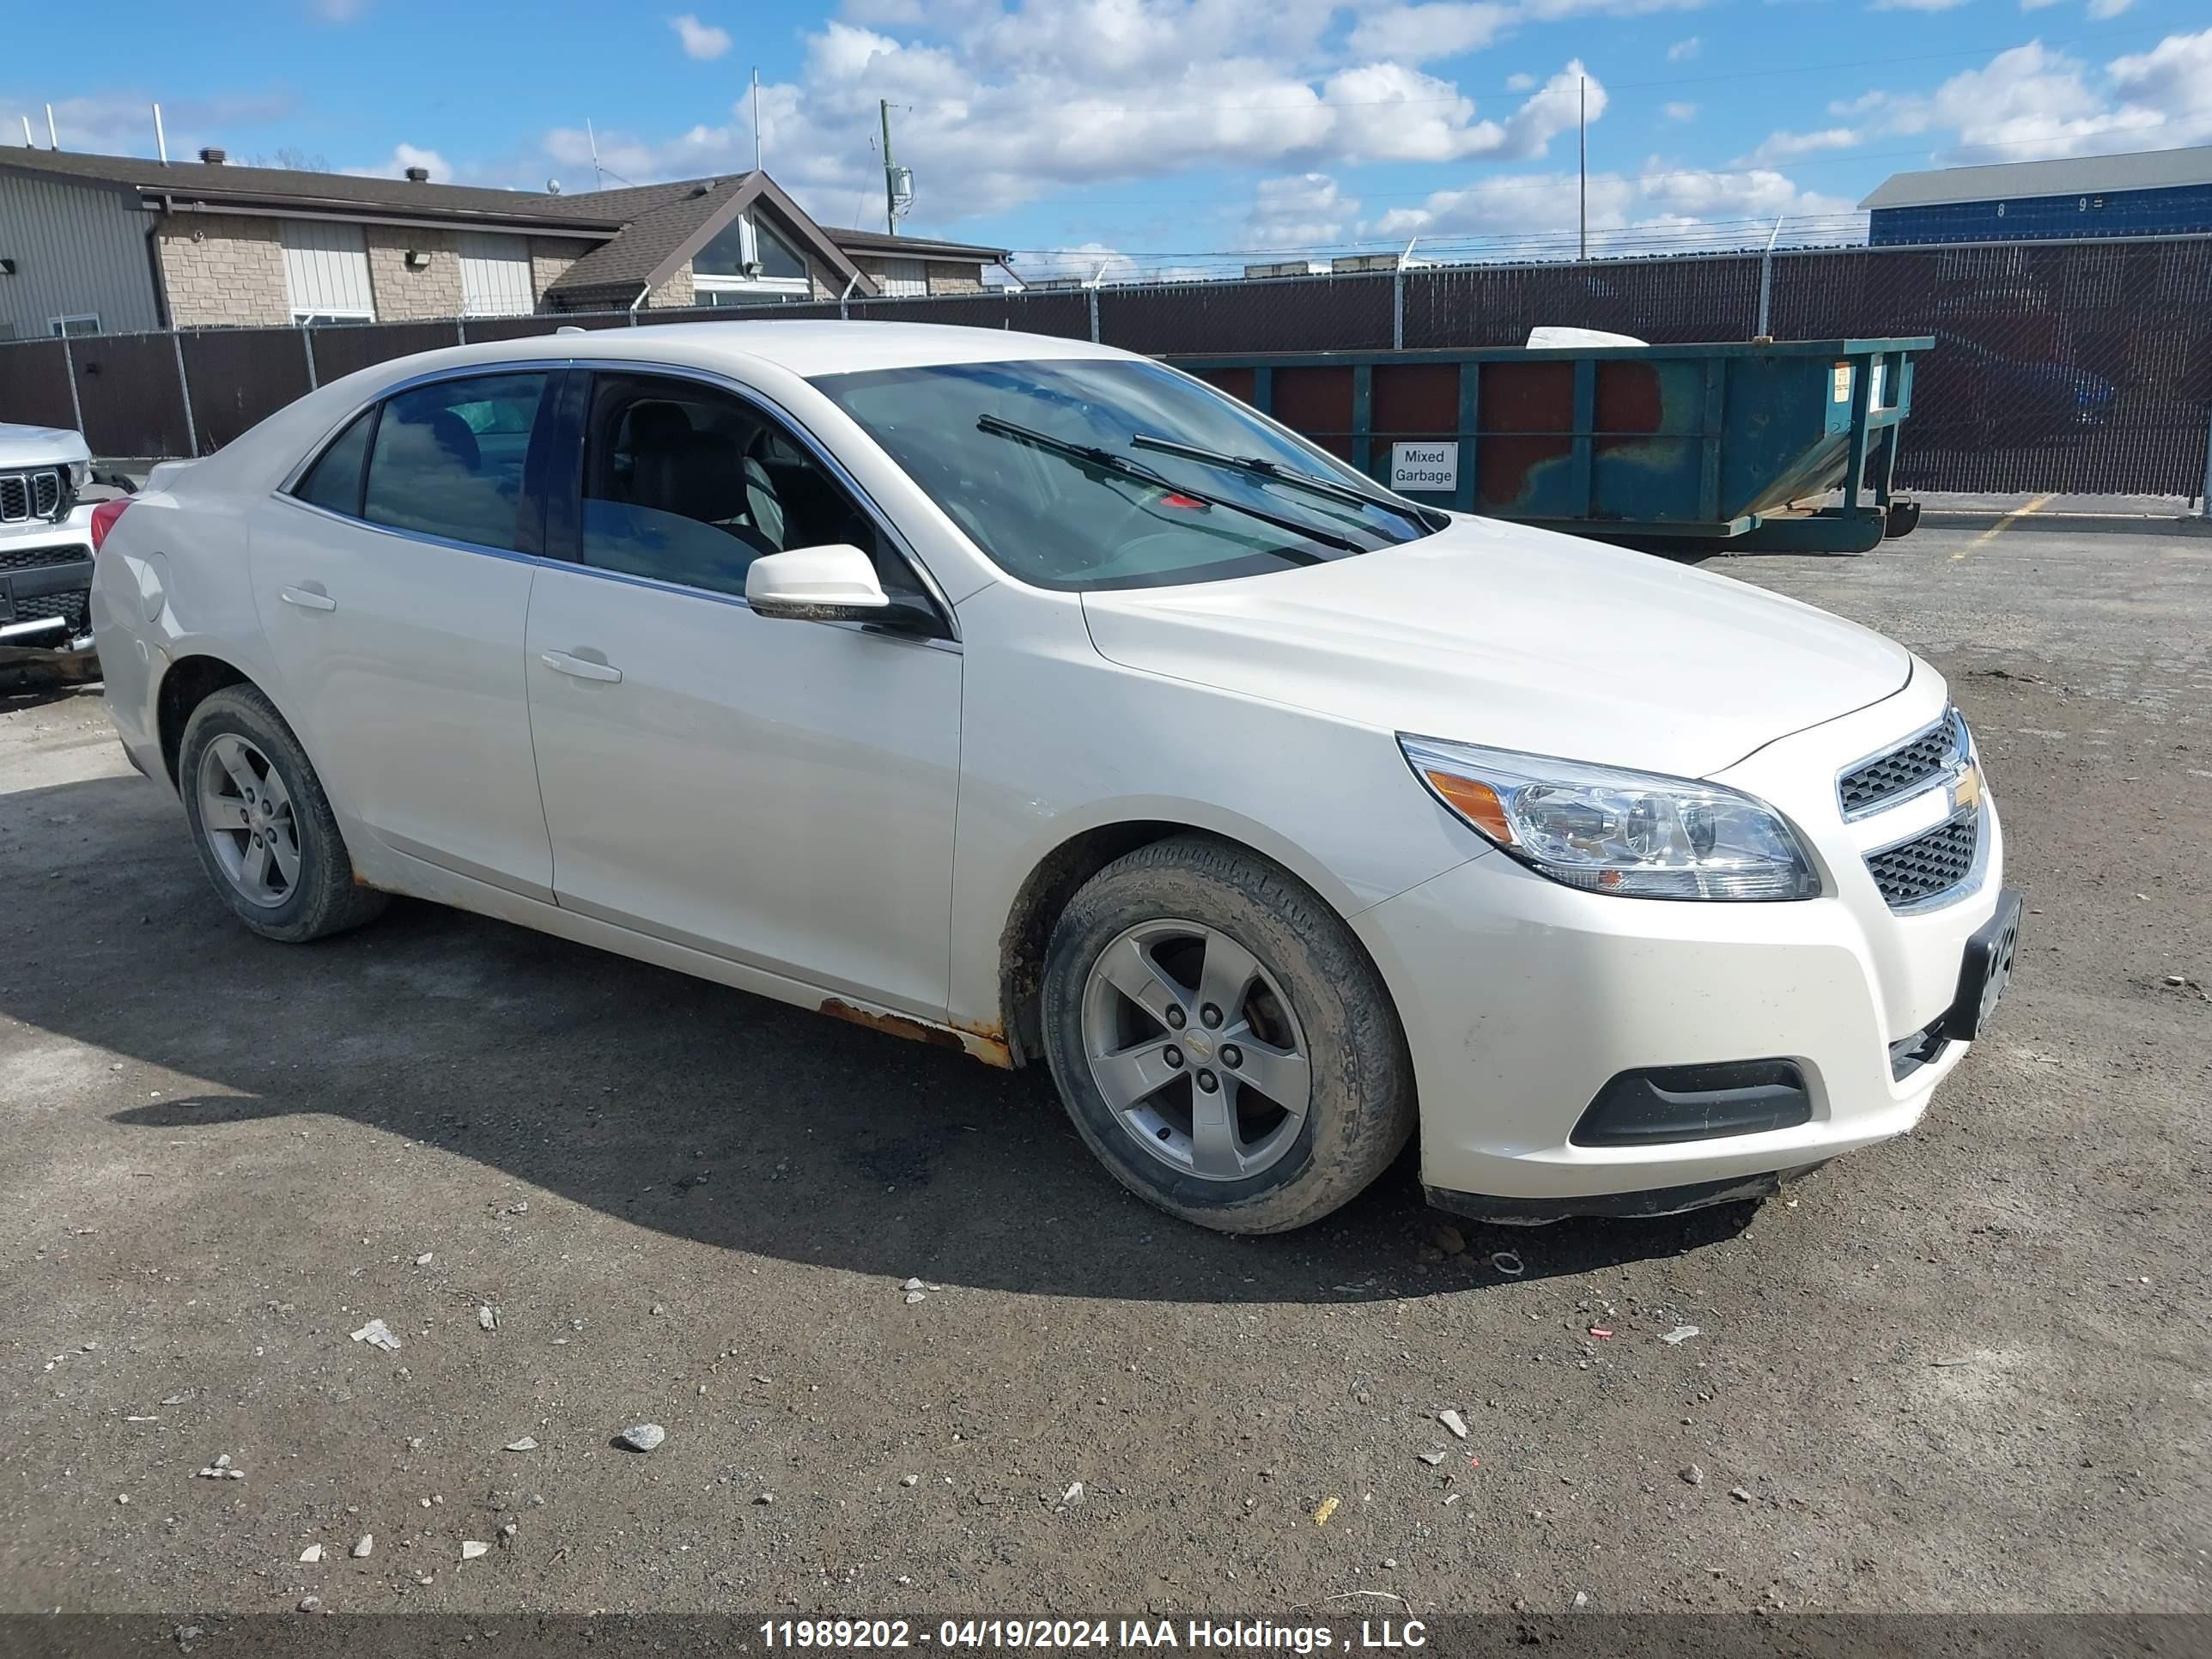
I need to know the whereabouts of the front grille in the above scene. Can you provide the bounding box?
[1866,811,1978,908]
[11,588,90,634]
[1839,711,1963,817]
[0,544,90,574]
[0,469,64,523]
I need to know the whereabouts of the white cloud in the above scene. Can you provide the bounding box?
[0,88,296,159]
[345,142,452,181]
[1667,35,1700,59]
[312,0,368,20]
[1741,125,1861,165]
[1820,31,2212,167]
[2085,0,2133,17]
[533,9,1608,228]
[1872,0,1970,11]
[1347,3,1514,62]
[1373,157,1857,246]
[1246,173,1360,244]
[1662,101,1698,121]
[1504,72,1537,91]
[2018,0,2063,9]
[670,14,732,60]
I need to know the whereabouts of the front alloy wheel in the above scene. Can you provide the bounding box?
[1081,919,1314,1182]
[1041,834,1415,1234]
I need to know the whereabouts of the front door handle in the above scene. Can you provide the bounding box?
[539,649,623,684]
[278,585,337,612]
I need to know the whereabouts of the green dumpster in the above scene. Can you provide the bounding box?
[1169,337,1934,555]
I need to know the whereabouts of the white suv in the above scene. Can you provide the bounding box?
[92,324,2017,1233]
[0,421,102,690]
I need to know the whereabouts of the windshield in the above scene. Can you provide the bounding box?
[810,358,1440,592]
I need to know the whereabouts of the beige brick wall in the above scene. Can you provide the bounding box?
[156,214,289,328]
[530,237,596,304]
[364,225,465,320]
[925,260,986,295]
[647,265,696,308]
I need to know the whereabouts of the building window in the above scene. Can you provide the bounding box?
[875,258,927,298]
[281,220,376,324]
[48,314,100,338]
[693,211,811,300]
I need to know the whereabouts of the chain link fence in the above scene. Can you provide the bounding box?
[3,233,2208,499]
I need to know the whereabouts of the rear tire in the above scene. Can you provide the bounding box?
[179,685,386,944]
[1040,835,1415,1234]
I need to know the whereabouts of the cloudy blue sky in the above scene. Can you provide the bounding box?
[6,1,2209,276]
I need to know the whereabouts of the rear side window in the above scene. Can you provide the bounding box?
[361,372,547,552]
[293,409,374,517]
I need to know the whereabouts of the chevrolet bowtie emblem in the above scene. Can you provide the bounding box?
[1952,763,1983,814]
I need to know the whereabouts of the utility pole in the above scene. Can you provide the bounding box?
[751,69,762,172]
[880,99,897,236]
[1577,76,1588,263]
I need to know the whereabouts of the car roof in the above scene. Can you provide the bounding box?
[532,320,1131,379]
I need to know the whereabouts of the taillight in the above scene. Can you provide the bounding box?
[89,498,131,552]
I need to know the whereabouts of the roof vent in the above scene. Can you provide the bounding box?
[198,147,226,166]
[404,165,429,183]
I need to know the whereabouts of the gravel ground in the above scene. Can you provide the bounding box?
[0,521,2206,1620]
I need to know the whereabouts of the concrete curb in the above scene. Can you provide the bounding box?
[1915,510,2212,538]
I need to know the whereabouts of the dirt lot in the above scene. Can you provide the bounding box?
[1,520,2207,1622]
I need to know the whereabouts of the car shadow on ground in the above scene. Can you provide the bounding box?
[6,771,1759,1305]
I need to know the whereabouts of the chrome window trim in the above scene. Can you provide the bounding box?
[272,354,960,645]
[1862,800,1990,915]
[1835,706,1969,823]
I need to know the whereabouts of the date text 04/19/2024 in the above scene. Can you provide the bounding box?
[759,1620,1431,1650]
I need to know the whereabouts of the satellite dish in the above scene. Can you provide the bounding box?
[544,178,562,194]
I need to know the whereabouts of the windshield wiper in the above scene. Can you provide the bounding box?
[1129,432,1438,526]
[975,415,1362,556]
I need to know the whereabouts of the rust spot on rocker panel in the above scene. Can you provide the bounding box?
[820,999,1015,1069]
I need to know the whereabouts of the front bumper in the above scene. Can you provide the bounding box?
[1353,680,2008,1217]
[0,507,98,689]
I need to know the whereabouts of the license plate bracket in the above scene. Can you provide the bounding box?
[1945,887,2022,1042]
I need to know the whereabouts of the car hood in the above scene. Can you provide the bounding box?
[0,423,91,470]
[1079,515,1913,779]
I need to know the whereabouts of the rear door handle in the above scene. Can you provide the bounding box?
[539,650,623,684]
[278,585,337,612]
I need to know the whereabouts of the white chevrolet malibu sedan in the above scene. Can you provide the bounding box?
[92,323,2018,1233]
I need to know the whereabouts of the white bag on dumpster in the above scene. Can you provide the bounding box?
[1526,326,1648,349]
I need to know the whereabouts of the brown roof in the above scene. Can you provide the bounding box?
[543,173,880,306]
[0,144,1009,293]
[0,143,632,230]
[830,227,1012,262]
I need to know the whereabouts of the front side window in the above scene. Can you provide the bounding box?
[361,372,547,552]
[576,372,903,603]
[811,358,1437,592]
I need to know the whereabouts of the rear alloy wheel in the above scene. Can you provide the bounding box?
[179,685,387,944]
[196,733,302,910]
[1042,835,1415,1234]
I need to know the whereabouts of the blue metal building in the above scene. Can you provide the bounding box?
[1862,143,2212,246]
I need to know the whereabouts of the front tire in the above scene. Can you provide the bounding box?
[178,685,386,944]
[1040,836,1415,1234]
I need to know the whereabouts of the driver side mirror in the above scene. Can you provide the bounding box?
[744,544,939,632]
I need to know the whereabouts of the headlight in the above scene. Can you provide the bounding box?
[1399,733,1820,901]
